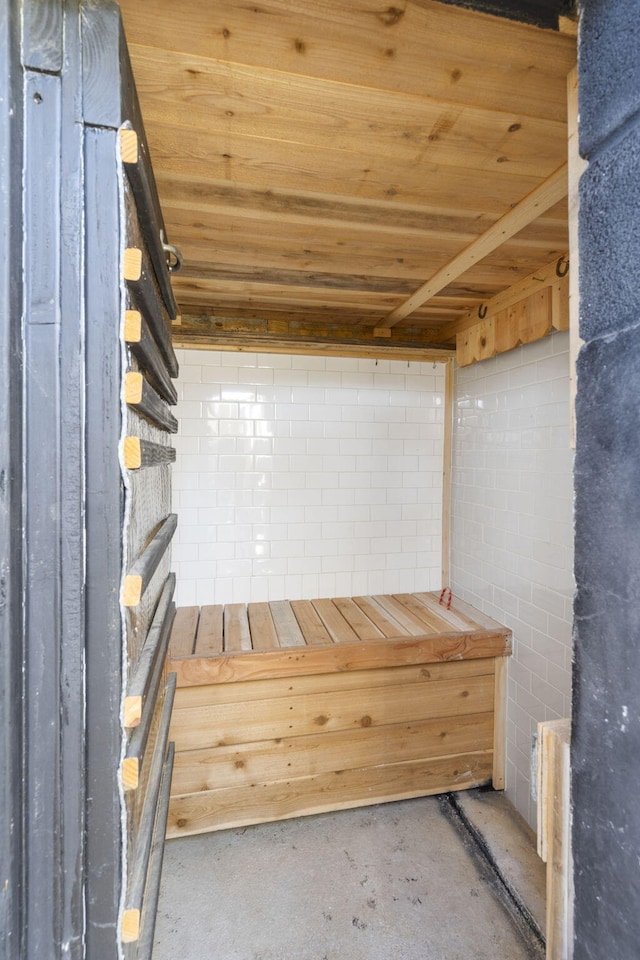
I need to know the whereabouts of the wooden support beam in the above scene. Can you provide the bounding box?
[434,254,570,345]
[375,163,568,333]
[125,372,178,434]
[122,513,177,607]
[568,66,587,450]
[124,310,178,405]
[119,127,179,321]
[124,574,176,729]
[124,243,179,379]
[174,315,454,362]
[121,679,176,942]
[442,359,454,588]
[123,437,176,470]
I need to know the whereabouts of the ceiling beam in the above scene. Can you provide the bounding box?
[431,251,569,344]
[374,162,568,335]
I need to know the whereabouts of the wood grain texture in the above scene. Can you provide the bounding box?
[167,751,494,837]
[171,711,495,794]
[115,0,574,351]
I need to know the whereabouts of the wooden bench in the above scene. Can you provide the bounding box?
[166,592,512,838]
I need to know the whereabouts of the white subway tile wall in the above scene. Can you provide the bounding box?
[173,351,445,606]
[451,331,574,830]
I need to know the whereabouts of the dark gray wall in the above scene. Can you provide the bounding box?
[434,0,572,29]
[573,1,640,957]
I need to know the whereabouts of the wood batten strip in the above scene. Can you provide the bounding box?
[124,310,178,405]
[124,246,143,282]
[376,163,569,332]
[223,603,252,652]
[194,604,224,656]
[122,638,175,792]
[332,597,384,641]
[122,513,178,607]
[290,600,333,646]
[134,742,175,959]
[119,127,179,321]
[247,603,279,652]
[123,436,176,470]
[121,675,176,943]
[170,606,199,658]
[125,371,178,433]
[124,243,179,378]
[269,600,306,648]
[310,599,361,644]
[438,254,570,343]
[124,573,176,729]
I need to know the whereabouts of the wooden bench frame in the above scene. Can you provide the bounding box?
[166,592,511,838]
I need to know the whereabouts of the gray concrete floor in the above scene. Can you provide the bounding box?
[153,793,545,960]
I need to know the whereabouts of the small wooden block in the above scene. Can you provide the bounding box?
[121,907,140,944]
[122,574,143,608]
[124,371,144,404]
[119,127,139,164]
[373,327,392,338]
[123,436,142,469]
[172,313,182,326]
[124,309,142,342]
[121,756,139,792]
[123,247,143,282]
[123,694,143,730]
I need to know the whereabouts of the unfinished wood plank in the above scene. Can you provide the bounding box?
[247,602,279,652]
[413,593,476,633]
[393,593,456,634]
[446,596,512,640]
[169,606,199,659]
[351,596,409,638]
[122,676,176,943]
[371,595,429,636]
[492,656,508,790]
[289,599,332,646]
[123,310,178,406]
[312,599,362,644]
[269,600,305,648]
[223,604,252,653]
[171,711,495,795]
[538,719,573,960]
[122,513,177,607]
[378,164,568,330]
[568,65,586,450]
[170,628,511,686]
[456,316,496,367]
[332,597,384,641]
[194,605,223,656]
[124,574,176,728]
[167,750,494,838]
[123,436,176,470]
[173,658,496,710]
[169,674,494,751]
[124,371,178,434]
[124,246,142,281]
[442,357,454,585]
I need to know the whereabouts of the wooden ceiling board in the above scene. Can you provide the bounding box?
[118,0,575,352]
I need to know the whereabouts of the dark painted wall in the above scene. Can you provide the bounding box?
[573,1,640,957]
[434,0,572,29]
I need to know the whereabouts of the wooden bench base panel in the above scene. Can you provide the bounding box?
[167,594,511,838]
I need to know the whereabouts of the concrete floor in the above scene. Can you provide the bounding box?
[153,790,545,960]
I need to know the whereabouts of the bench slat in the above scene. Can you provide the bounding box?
[333,597,384,641]
[352,596,409,638]
[311,599,360,644]
[393,593,455,633]
[195,605,223,656]
[269,600,305,648]
[413,592,475,632]
[290,600,332,646]
[224,604,252,652]
[170,606,199,658]
[371,595,428,636]
[248,603,279,651]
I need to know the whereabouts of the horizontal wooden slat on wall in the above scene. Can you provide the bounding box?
[125,371,178,434]
[122,513,178,608]
[167,750,494,838]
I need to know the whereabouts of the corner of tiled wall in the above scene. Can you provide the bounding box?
[451,331,574,831]
[172,350,445,607]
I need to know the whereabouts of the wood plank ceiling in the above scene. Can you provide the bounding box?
[118,0,576,357]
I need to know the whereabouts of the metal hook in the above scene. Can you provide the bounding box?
[160,230,183,273]
[555,255,569,279]
[478,304,488,319]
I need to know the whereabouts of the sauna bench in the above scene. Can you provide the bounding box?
[166,592,512,838]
